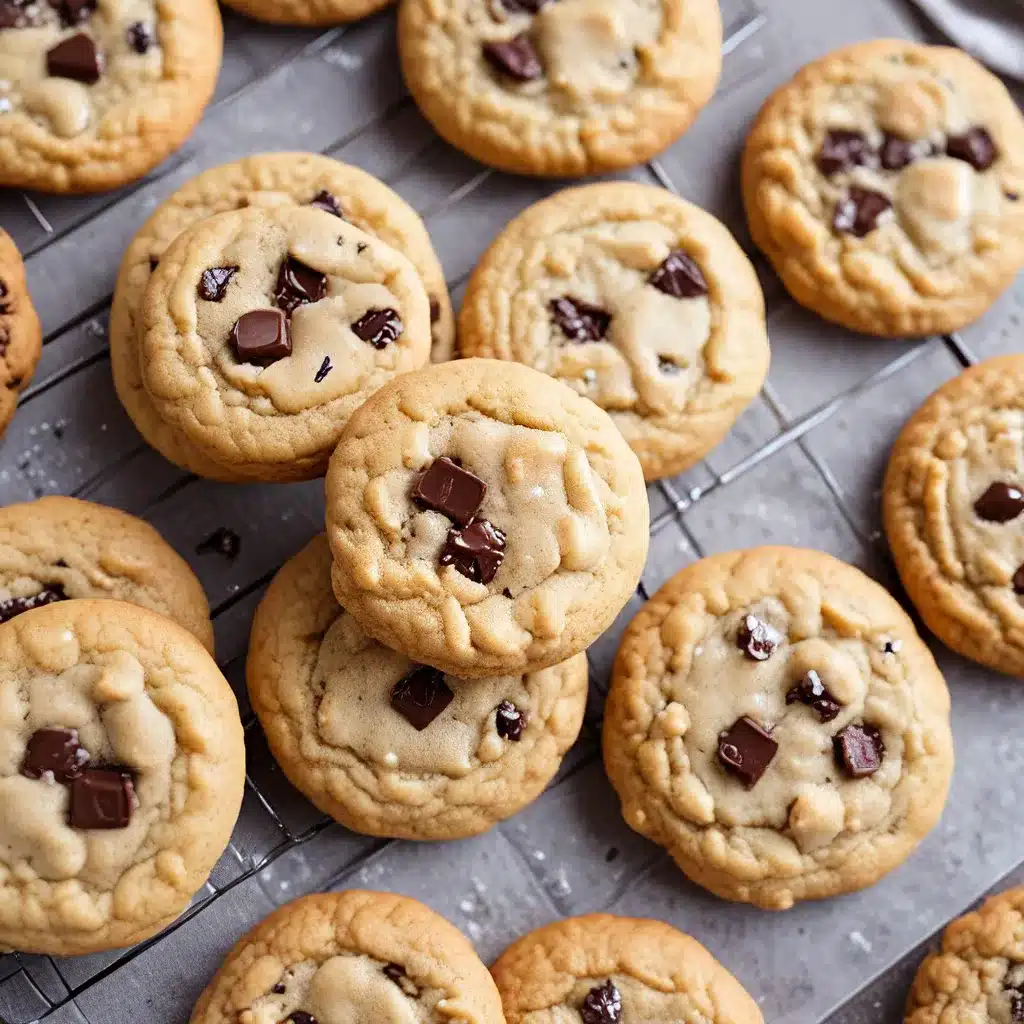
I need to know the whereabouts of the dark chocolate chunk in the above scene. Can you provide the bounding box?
[21,727,89,782]
[126,20,154,53]
[231,309,291,365]
[47,32,103,83]
[717,717,778,788]
[412,457,486,525]
[314,356,333,383]
[495,700,526,741]
[0,2,30,28]
[148,256,159,271]
[351,307,403,349]
[736,614,781,661]
[580,980,622,1024]
[440,519,506,584]
[483,33,542,81]
[882,639,900,655]
[946,127,997,171]
[198,265,238,302]
[429,297,441,324]
[648,250,708,298]
[274,256,327,315]
[834,723,884,778]
[786,670,842,722]
[500,0,548,11]
[287,1014,318,1024]
[196,526,240,560]
[550,296,611,343]
[271,982,287,995]
[880,133,930,171]
[816,129,875,175]
[391,666,454,731]
[0,584,67,623]
[833,186,892,237]
[1013,563,1024,596]
[974,481,1024,523]
[69,767,135,829]
[56,0,96,26]
[383,963,406,984]
[309,190,343,218]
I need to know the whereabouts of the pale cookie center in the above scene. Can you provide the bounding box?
[534,975,701,1024]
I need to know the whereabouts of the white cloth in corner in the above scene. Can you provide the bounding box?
[908,0,1024,79]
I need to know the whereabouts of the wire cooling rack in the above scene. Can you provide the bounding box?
[1,0,1024,1021]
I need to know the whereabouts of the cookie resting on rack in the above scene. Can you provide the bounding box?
[0,229,41,435]
[221,0,391,25]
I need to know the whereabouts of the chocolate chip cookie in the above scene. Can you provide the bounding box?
[0,228,41,435]
[0,598,244,955]
[0,0,222,193]
[325,357,649,678]
[222,0,390,25]
[139,204,432,482]
[884,355,1024,676]
[491,914,763,1024]
[189,890,505,1024]
[603,547,954,910]
[459,182,770,481]
[0,495,213,651]
[399,0,722,176]
[248,535,588,840]
[742,40,1024,337]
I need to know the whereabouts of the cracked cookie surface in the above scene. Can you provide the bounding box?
[602,547,954,910]
[0,598,244,955]
[221,0,391,25]
[884,355,1024,676]
[0,229,41,436]
[742,39,1024,337]
[458,182,770,481]
[398,0,721,176]
[326,358,649,678]
[189,890,505,1024]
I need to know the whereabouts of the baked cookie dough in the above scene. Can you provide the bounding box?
[491,914,763,1024]
[884,355,1024,676]
[459,182,769,481]
[189,890,505,1024]
[248,535,587,840]
[905,887,1024,1024]
[0,0,222,193]
[140,204,431,482]
[0,598,244,955]
[742,40,1024,337]
[0,495,213,652]
[398,0,722,177]
[0,228,41,436]
[326,358,649,678]
[603,547,954,910]
[222,0,390,26]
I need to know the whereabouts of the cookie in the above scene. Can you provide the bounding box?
[398,0,722,177]
[248,534,587,840]
[221,0,390,26]
[603,546,954,910]
[458,182,770,481]
[884,355,1024,676]
[0,598,244,955]
[139,204,432,483]
[742,40,1024,337]
[0,229,41,435]
[189,890,505,1024]
[325,357,649,678]
[0,0,222,194]
[491,914,763,1024]
[905,887,1024,1024]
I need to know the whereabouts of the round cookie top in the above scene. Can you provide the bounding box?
[221,0,390,25]
[248,535,588,840]
[325,358,649,677]
[0,495,214,652]
[141,205,432,482]
[884,355,1024,677]
[398,0,721,177]
[458,182,770,481]
[742,40,1024,337]
[490,914,763,1024]
[0,598,244,955]
[603,546,954,910]
[905,887,1024,1024]
[0,228,41,435]
[189,890,506,1024]
[0,0,222,193]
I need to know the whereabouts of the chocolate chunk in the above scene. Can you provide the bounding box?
[736,614,781,661]
[69,767,135,829]
[880,133,930,171]
[1010,991,1024,1024]
[882,639,901,655]
[148,257,159,271]
[786,670,842,722]
[648,250,708,298]
[1013,563,1024,596]
[47,32,103,84]
[271,983,287,995]
[55,0,96,26]
[0,584,67,623]
[391,666,454,731]
[197,265,238,302]
[657,356,682,374]
[429,297,441,324]
[231,309,291,365]
[833,186,892,237]
[974,481,1024,523]
[21,727,89,782]
[309,190,343,218]
[834,724,884,778]
[351,308,403,349]
[717,717,778,788]
[580,980,622,1024]
[383,963,405,984]
[274,256,327,315]
[440,519,506,584]
[287,1014,318,1024]
[495,700,526,741]
[483,33,542,81]
[500,0,548,11]
[816,129,875,175]
[550,296,611,343]
[412,457,486,525]
[126,20,154,53]
[314,356,333,383]
[196,526,240,560]
[0,2,29,28]
[946,127,997,171]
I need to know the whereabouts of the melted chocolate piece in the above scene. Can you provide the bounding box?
[21,727,89,782]
[197,265,238,302]
[0,584,67,623]
[309,190,343,218]
[288,1014,318,1024]
[56,0,96,26]
[833,186,892,237]
[271,982,287,995]
[483,34,542,81]
[495,700,526,741]
[46,32,103,83]
[412,457,486,525]
[231,309,291,365]
[816,129,876,176]
[717,717,778,788]
[351,308,403,349]
[946,127,997,171]
[126,20,154,53]
[974,481,1024,523]
[648,250,708,298]
[69,767,135,829]
[834,724,884,778]
[736,614,781,661]
[391,666,454,731]
[580,980,622,1024]
[274,257,327,315]
[196,527,240,560]
[314,356,333,383]
[440,519,506,584]
[550,296,611,343]
[786,670,842,722]
[1013,563,1024,596]
[880,133,931,171]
